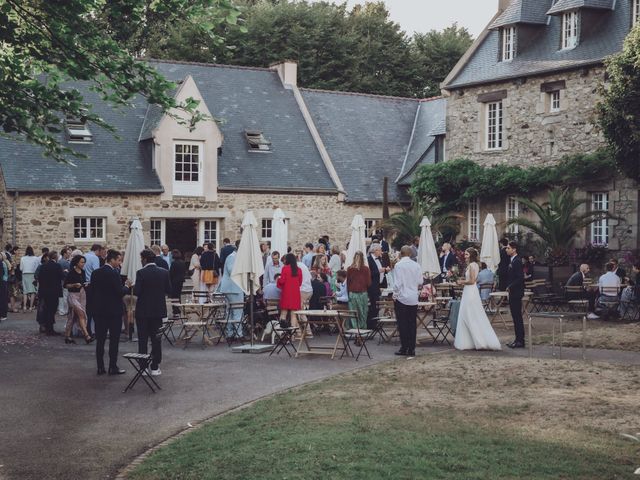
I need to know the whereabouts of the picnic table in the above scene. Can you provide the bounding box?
[293,310,350,359]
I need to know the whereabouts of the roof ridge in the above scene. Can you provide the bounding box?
[419,96,444,103]
[299,87,420,102]
[143,58,273,73]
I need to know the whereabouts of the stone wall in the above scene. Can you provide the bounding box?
[1,190,399,253]
[446,67,606,167]
[445,66,640,255]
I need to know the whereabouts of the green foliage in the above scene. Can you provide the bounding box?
[382,206,460,250]
[0,0,241,163]
[144,0,473,98]
[411,23,473,97]
[508,188,614,266]
[598,26,640,180]
[410,149,616,213]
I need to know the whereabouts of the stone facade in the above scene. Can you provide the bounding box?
[445,67,640,254]
[1,188,397,254]
[446,67,605,167]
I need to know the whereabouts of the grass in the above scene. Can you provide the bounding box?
[129,355,638,480]
[533,322,640,352]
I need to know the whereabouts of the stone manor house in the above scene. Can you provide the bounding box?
[1,0,639,257]
[442,0,640,254]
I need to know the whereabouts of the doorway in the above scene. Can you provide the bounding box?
[165,218,198,260]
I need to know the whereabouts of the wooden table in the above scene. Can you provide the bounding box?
[178,302,222,347]
[293,310,350,359]
[488,292,509,327]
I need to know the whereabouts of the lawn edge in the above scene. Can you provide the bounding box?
[114,348,454,479]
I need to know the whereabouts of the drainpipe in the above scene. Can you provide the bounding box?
[12,191,17,246]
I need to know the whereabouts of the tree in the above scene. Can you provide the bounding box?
[383,205,460,251]
[411,24,473,97]
[508,188,613,266]
[598,26,640,180]
[0,0,242,163]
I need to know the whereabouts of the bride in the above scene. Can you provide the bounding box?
[454,247,502,351]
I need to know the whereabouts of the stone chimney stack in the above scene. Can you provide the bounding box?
[270,61,297,89]
[499,0,511,10]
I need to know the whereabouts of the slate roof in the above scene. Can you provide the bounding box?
[396,98,446,186]
[547,0,615,15]
[489,0,551,29]
[300,89,420,203]
[445,0,630,89]
[0,87,163,192]
[151,62,336,193]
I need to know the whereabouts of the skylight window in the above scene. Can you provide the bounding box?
[65,117,93,143]
[245,130,271,152]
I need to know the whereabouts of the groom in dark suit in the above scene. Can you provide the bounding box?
[505,241,525,348]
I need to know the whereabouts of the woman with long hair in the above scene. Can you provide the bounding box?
[189,246,204,297]
[454,247,501,350]
[346,251,371,329]
[200,242,221,302]
[277,253,303,329]
[63,255,93,344]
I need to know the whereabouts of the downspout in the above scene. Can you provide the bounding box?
[12,191,17,246]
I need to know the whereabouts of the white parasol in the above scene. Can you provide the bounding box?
[271,208,288,256]
[480,213,501,271]
[231,211,265,295]
[121,217,144,284]
[344,214,367,269]
[417,216,441,276]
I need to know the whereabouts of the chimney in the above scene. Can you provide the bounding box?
[270,61,297,89]
[499,0,511,10]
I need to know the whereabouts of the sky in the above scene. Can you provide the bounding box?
[338,0,498,37]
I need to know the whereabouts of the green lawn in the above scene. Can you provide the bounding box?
[129,356,637,480]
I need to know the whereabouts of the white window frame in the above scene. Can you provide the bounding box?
[549,90,561,113]
[506,196,519,234]
[561,11,579,50]
[634,0,640,27]
[173,141,204,197]
[149,219,166,246]
[501,26,516,62]
[73,217,106,242]
[590,192,609,246]
[486,101,503,151]
[198,219,219,248]
[261,219,273,241]
[468,198,480,241]
[365,219,379,238]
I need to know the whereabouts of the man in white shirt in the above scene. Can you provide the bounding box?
[598,262,621,298]
[297,260,313,305]
[160,244,173,267]
[392,245,424,357]
[263,251,283,285]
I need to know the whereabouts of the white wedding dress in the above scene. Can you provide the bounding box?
[454,263,502,351]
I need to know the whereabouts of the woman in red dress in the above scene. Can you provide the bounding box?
[277,253,303,329]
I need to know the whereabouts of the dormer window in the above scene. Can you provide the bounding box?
[501,26,516,61]
[561,11,579,50]
[65,117,92,143]
[245,130,271,152]
[634,0,640,27]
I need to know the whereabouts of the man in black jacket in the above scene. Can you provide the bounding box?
[219,238,236,270]
[438,243,457,280]
[505,241,526,348]
[37,251,64,335]
[497,238,510,291]
[135,249,172,376]
[92,249,130,375]
[367,244,385,329]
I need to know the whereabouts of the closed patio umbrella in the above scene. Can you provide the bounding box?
[417,216,440,277]
[480,213,501,271]
[121,218,144,340]
[344,214,367,269]
[231,211,265,350]
[271,208,288,257]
